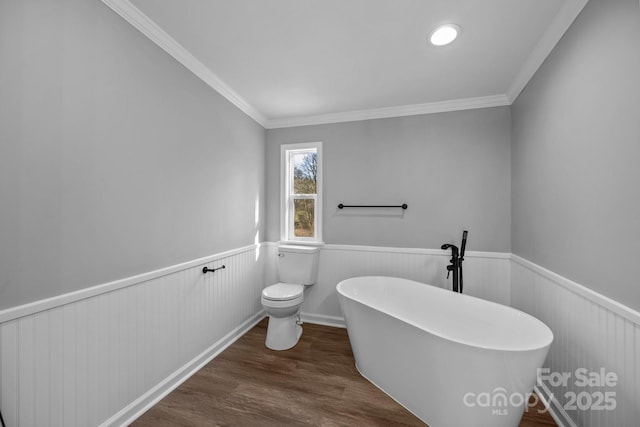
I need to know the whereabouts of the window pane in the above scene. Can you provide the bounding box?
[292,152,317,195]
[293,199,315,237]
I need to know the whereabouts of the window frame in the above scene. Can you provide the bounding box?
[280,142,323,244]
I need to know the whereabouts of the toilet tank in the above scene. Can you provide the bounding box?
[278,245,320,285]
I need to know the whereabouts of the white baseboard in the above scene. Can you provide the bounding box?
[300,312,346,328]
[107,310,266,427]
[534,383,577,427]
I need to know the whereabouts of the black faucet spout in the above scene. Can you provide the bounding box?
[440,243,458,253]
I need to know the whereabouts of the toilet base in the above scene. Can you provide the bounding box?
[265,314,303,350]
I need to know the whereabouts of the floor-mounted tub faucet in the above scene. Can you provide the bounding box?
[441,230,468,293]
[441,243,460,292]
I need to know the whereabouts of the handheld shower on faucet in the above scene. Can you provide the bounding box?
[441,230,468,293]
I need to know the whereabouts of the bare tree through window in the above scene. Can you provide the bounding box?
[292,152,317,237]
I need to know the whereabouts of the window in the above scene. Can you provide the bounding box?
[281,142,323,243]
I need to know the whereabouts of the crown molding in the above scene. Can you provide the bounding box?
[506,0,589,103]
[102,0,587,130]
[100,0,268,127]
[265,94,511,129]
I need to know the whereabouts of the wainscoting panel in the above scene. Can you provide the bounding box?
[9,243,636,426]
[511,255,640,427]
[294,244,511,327]
[0,244,266,427]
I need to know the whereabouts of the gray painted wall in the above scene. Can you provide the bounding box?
[512,0,640,310]
[0,0,265,309]
[266,107,511,252]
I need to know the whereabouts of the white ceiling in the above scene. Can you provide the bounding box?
[104,0,588,128]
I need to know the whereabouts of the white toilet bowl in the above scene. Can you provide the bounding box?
[261,283,304,350]
[262,245,319,350]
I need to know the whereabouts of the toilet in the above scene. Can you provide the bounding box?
[261,245,319,350]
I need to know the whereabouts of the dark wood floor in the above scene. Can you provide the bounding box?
[132,319,557,426]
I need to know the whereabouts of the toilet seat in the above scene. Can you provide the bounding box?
[262,283,304,301]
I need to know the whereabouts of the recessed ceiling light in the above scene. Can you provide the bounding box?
[429,24,461,46]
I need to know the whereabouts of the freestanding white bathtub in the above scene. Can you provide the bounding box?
[337,276,553,427]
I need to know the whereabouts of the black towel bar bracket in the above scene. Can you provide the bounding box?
[203,265,225,274]
[338,203,408,210]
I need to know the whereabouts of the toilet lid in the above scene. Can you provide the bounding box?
[262,283,304,301]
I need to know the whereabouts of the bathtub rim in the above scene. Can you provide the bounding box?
[337,275,554,353]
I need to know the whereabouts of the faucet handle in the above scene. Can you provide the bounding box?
[446,264,454,279]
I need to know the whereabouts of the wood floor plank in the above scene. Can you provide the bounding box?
[132,319,557,426]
